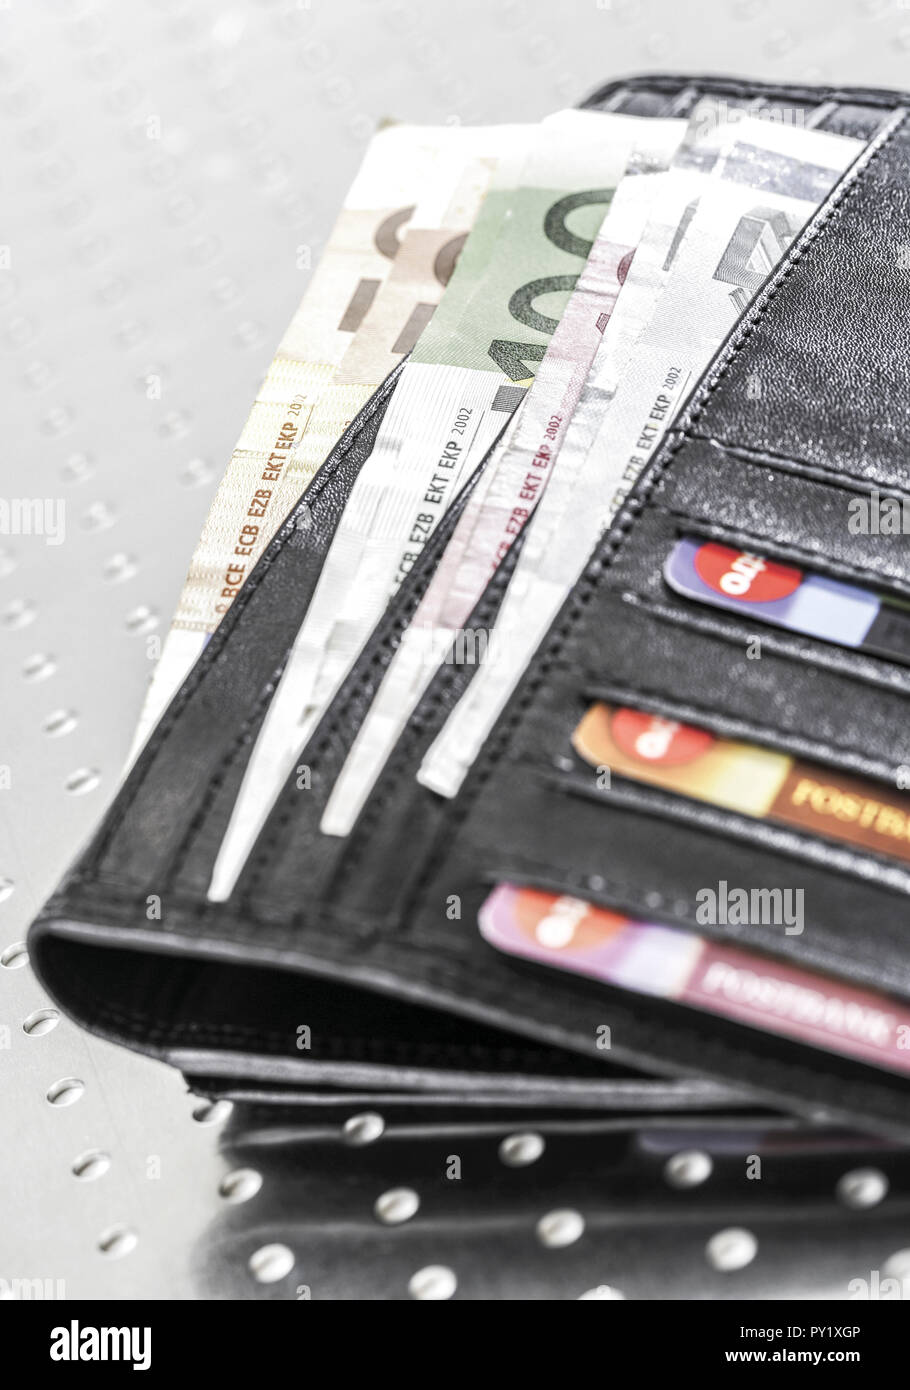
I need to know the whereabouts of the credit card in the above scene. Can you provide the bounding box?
[479,883,910,1078]
[664,537,910,666]
[572,702,910,865]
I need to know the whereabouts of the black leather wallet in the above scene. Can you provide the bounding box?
[29,75,910,1141]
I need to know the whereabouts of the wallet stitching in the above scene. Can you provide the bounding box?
[492,832,910,983]
[167,666,286,887]
[573,673,906,772]
[63,925,910,1119]
[238,475,475,902]
[62,993,581,1066]
[656,502,910,592]
[314,542,522,902]
[550,769,910,891]
[680,431,910,497]
[88,364,404,875]
[239,430,521,903]
[44,885,910,1119]
[580,589,910,706]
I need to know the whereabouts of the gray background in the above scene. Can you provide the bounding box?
[1,0,906,1300]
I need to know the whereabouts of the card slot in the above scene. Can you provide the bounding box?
[654,437,910,599]
[551,756,910,901]
[555,589,910,783]
[463,759,910,998]
[680,432,910,508]
[590,505,910,702]
[575,665,910,794]
[397,792,910,1137]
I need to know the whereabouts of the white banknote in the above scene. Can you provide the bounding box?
[418,115,863,799]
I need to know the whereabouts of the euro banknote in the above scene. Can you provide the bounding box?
[208,109,692,899]
[319,124,687,837]
[131,122,519,758]
[418,114,864,799]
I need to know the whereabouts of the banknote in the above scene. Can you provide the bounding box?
[418,115,864,800]
[209,109,684,897]
[131,123,516,758]
[273,122,532,542]
[319,124,687,837]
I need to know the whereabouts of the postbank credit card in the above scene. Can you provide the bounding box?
[572,702,910,866]
[664,537,910,666]
[479,883,910,1077]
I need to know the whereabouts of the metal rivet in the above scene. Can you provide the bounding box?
[23,1008,60,1036]
[837,1168,889,1210]
[192,1099,233,1126]
[72,1150,111,1181]
[374,1187,420,1225]
[408,1265,457,1300]
[64,768,100,795]
[42,709,77,738]
[124,605,158,635]
[664,1150,713,1189]
[98,1226,138,1258]
[22,653,56,681]
[706,1227,757,1272]
[179,457,214,487]
[883,1249,910,1283]
[80,501,115,532]
[46,1077,84,1107]
[1,941,28,969]
[499,1132,545,1168]
[103,553,138,583]
[61,452,94,483]
[248,1243,294,1284]
[578,1285,626,1300]
[536,1209,585,1249]
[219,1168,263,1204]
[2,598,35,630]
[342,1112,385,1146]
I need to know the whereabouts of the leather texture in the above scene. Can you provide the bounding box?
[27,75,910,1143]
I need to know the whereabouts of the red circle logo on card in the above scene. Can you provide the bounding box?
[611,707,715,766]
[693,542,803,603]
